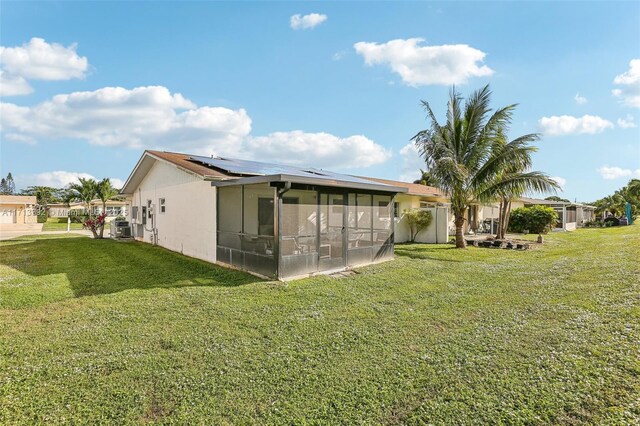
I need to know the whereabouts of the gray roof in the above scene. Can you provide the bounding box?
[519,197,594,209]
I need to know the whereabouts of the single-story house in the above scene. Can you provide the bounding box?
[518,197,595,231]
[467,197,595,233]
[120,150,407,280]
[0,195,39,231]
[359,177,450,243]
[48,199,129,221]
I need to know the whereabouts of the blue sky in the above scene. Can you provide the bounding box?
[1,1,639,202]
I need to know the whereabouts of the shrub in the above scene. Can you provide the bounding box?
[403,209,433,242]
[603,217,620,227]
[84,212,107,239]
[508,205,558,234]
[36,211,48,223]
[69,214,88,224]
[583,220,602,228]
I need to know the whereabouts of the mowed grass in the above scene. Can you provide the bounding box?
[0,227,638,424]
[41,218,84,231]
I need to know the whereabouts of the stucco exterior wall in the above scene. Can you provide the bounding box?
[0,203,38,225]
[0,196,38,228]
[130,160,217,263]
[394,194,449,243]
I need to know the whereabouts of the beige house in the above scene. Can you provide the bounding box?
[0,195,40,231]
[361,177,450,243]
[48,199,128,222]
[518,197,595,231]
[465,197,595,234]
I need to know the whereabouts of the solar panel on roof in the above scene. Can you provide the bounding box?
[188,155,383,185]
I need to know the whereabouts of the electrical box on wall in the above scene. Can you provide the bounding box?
[131,206,138,224]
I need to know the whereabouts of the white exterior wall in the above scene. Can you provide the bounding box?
[129,160,217,263]
[394,194,449,243]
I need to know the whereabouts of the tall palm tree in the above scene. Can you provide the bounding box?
[485,140,559,239]
[412,85,558,247]
[96,178,119,238]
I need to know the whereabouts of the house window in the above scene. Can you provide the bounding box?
[393,202,399,218]
[159,198,166,213]
[281,197,299,236]
[258,198,274,236]
[378,200,390,218]
[147,200,152,218]
[331,197,343,214]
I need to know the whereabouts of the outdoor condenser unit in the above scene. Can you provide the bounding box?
[110,220,132,238]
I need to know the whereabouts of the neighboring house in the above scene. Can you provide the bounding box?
[48,199,128,222]
[0,195,40,231]
[360,177,450,243]
[518,197,595,231]
[120,151,407,280]
[470,197,595,233]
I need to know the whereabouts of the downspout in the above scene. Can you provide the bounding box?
[435,204,439,243]
[278,181,292,196]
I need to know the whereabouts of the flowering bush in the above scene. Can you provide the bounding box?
[84,212,107,239]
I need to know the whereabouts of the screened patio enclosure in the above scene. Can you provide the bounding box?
[214,179,405,280]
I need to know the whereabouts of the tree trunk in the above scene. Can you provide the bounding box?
[497,198,510,239]
[503,201,512,238]
[496,199,504,239]
[454,214,466,248]
[99,201,106,239]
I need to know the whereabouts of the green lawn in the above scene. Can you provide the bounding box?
[41,218,85,231]
[1,227,638,424]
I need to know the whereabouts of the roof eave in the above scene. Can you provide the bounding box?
[211,174,408,193]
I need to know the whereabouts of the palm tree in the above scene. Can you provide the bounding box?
[96,178,119,238]
[412,85,558,247]
[67,178,99,237]
[627,179,640,199]
[413,169,437,186]
[486,139,560,239]
[66,178,98,215]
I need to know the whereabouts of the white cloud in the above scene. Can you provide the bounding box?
[245,131,391,169]
[398,142,424,182]
[574,93,587,105]
[1,85,391,170]
[550,176,566,190]
[16,171,125,190]
[596,166,640,180]
[290,13,327,30]
[0,86,251,154]
[538,114,614,136]
[617,114,637,129]
[0,38,89,97]
[0,70,33,96]
[353,38,493,86]
[0,37,88,80]
[612,59,640,108]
